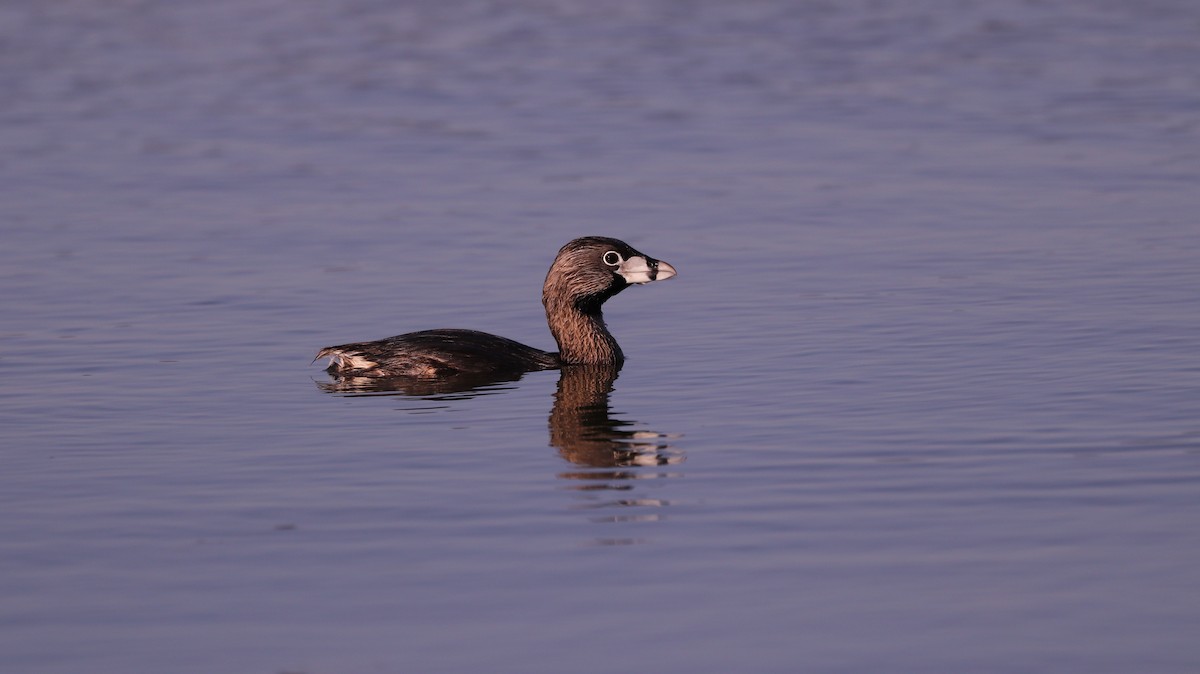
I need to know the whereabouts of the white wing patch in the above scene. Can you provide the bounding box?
[322,350,378,371]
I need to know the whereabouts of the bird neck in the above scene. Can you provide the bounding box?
[544,297,624,366]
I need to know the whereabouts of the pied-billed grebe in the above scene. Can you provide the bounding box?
[315,237,676,378]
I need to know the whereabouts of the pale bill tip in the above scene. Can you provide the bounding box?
[655,260,677,281]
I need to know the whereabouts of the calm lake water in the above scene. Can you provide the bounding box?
[3,1,1199,672]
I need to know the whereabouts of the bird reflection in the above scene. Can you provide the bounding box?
[316,371,524,397]
[319,364,682,540]
[549,364,680,470]
[318,366,681,469]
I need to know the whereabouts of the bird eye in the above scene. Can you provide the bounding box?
[602,251,623,267]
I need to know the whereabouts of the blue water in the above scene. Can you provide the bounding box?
[2,1,1199,672]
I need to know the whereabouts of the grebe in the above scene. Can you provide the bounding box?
[315,237,676,377]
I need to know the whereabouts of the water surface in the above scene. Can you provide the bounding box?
[2,1,1199,672]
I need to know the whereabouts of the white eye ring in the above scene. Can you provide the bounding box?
[602,251,623,267]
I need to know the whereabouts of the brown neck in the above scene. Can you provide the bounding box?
[544,297,624,366]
